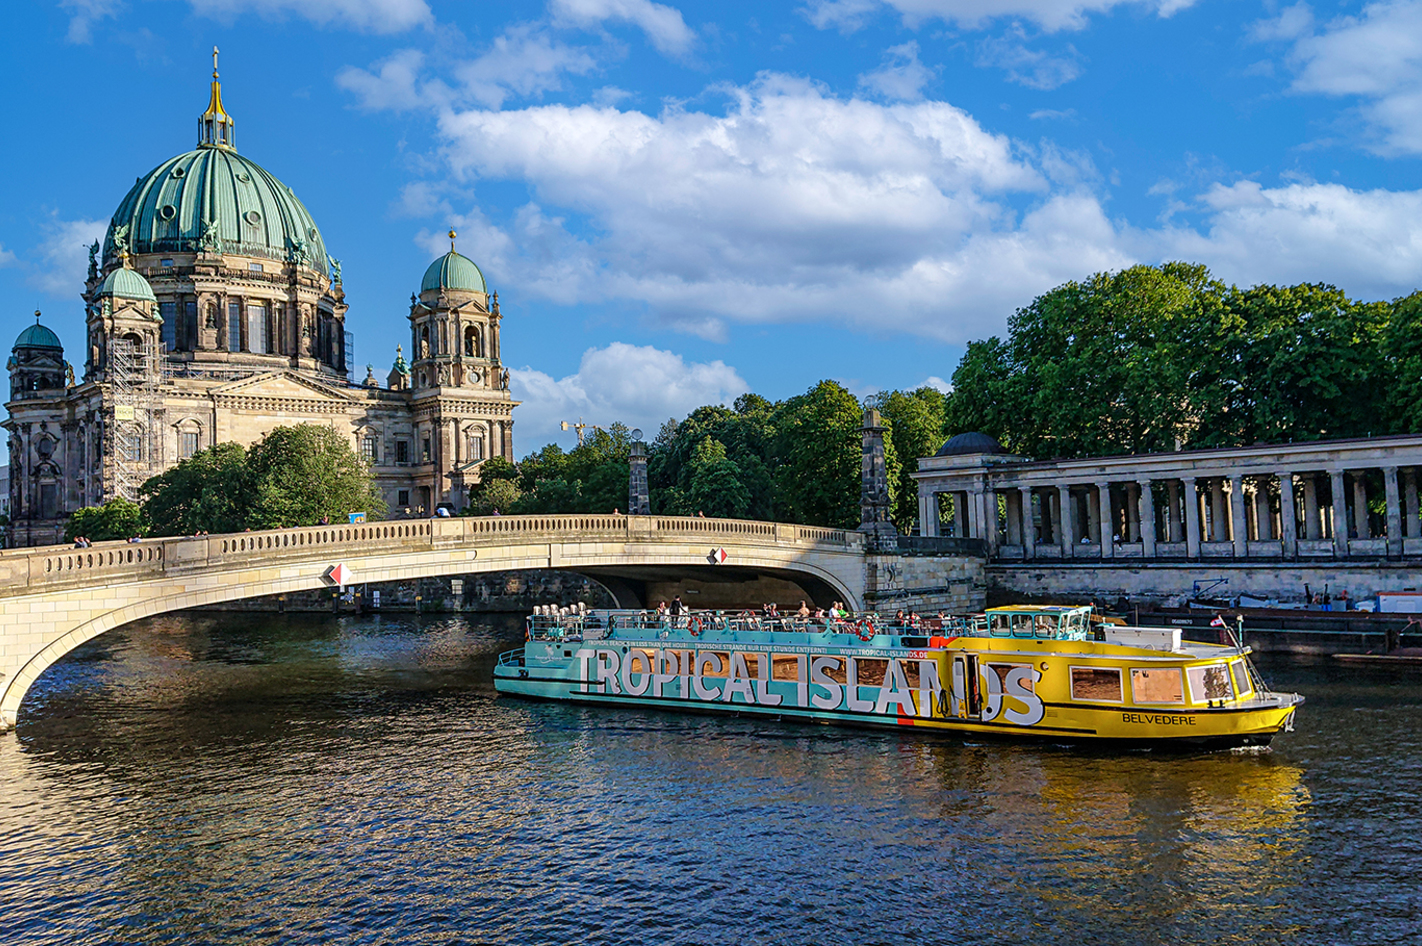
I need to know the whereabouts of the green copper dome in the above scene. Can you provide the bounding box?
[97,267,157,302]
[421,251,486,294]
[14,322,62,351]
[103,148,329,277]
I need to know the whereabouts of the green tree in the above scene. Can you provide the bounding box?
[685,437,752,518]
[482,479,522,514]
[140,441,251,536]
[244,425,387,529]
[772,380,863,528]
[65,497,147,542]
[880,387,947,532]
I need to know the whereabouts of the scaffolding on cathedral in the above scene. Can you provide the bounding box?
[107,336,167,502]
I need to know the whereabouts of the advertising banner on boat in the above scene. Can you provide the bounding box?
[572,647,1044,726]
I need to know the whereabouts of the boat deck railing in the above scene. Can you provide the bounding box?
[525,609,993,644]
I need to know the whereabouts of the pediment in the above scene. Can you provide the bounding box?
[213,370,357,402]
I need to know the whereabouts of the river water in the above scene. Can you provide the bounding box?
[1,612,1418,945]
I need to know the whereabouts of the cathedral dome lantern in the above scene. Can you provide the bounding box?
[421,250,487,296]
[100,50,329,279]
[8,313,68,399]
[96,267,158,305]
[409,231,503,393]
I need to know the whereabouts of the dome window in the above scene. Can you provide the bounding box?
[244,210,261,226]
[248,263,264,273]
[171,166,185,179]
[237,172,252,184]
[159,205,176,221]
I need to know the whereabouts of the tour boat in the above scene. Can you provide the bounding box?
[494,605,1303,749]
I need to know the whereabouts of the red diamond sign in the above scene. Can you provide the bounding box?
[706,547,728,565]
[327,563,354,587]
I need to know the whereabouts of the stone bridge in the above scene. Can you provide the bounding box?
[0,514,985,729]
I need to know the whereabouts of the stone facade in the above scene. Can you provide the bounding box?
[3,67,517,546]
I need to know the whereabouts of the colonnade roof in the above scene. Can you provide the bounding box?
[914,433,1422,488]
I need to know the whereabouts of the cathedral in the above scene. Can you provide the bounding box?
[3,58,518,547]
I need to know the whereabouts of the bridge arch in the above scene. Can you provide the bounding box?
[0,515,869,728]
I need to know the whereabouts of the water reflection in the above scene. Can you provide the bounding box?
[0,615,1416,945]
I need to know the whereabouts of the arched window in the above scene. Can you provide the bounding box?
[464,325,480,357]
[420,325,430,358]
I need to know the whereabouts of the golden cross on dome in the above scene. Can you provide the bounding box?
[213,46,220,78]
[448,229,457,252]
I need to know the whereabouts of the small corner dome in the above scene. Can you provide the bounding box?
[936,431,1006,457]
[14,322,63,352]
[97,267,157,303]
[421,251,486,294]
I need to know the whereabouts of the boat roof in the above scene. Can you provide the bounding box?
[985,605,1090,615]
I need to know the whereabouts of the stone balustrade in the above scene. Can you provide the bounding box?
[0,515,859,600]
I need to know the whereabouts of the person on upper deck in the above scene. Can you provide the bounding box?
[670,596,685,617]
[797,601,811,618]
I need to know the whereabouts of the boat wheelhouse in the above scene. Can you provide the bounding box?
[494,605,1302,749]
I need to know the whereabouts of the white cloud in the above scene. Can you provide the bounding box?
[432,74,1079,342]
[336,49,427,111]
[803,0,1197,34]
[976,32,1082,89]
[193,0,432,33]
[455,24,599,108]
[1258,1,1422,154]
[28,217,107,297]
[918,376,952,393]
[858,41,935,100]
[510,343,748,445]
[0,244,17,268]
[59,0,123,43]
[550,0,696,56]
[1156,180,1422,299]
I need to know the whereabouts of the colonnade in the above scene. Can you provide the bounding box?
[913,440,1422,562]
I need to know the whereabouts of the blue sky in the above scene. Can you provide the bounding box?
[4,0,1422,449]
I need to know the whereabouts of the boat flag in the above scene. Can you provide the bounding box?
[1210,615,1228,628]
[706,547,728,565]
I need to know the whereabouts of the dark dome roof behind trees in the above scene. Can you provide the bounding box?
[936,432,1006,456]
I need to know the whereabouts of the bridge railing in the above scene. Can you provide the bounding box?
[0,514,865,599]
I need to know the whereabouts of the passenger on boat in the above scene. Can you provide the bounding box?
[798,601,811,618]
[656,601,669,617]
[894,609,906,627]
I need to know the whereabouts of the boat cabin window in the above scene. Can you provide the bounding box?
[1130,668,1184,704]
[696,651,730,678]
[898,659,921,689]
[1230,660,1252,697]
[740,653,766,678]
[1035,615,1057,638]
[989,614,1010,636]
[818,657,848,684]
[1070,667,1123,702]
[771,655,801,681]
[1011,613,1035,638]
[854,658,889,687]
[1188,664,1232,702]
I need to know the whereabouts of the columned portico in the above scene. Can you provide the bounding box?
[914,433,1422,567]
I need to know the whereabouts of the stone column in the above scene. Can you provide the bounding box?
[1127,482,1141,542]
[1230,474,1248,557]
[983,489,999,555]
[1406,469,1420,539]
[966,490,981,539]
[1086,488,1101,544]
[1385,466,1402,557]
[1098,483,1114,558]
[1277,472,1297,560]
[1139,479,1157,558]
[1183,477,1201,559]
[1353,473,1370,540]
[1303,475,1320,539]
[1059,485,1075,552]
[1331,471,1350,556]
[1254,482,1273,541]
[1209,479,1227,542]
[917,491,933,537]
[1005,489,1022,546]
[1167,480,1182,542]
[1020,487,1036,559]
[954,491,968,538]
[628,441,650,515]
[857,408,894,537]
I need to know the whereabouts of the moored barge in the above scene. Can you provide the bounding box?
[494,605,1303,748]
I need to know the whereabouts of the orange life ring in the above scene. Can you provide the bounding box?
[856,621,876,642]
[688,615,702,637]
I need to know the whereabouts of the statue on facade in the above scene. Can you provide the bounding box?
[437,364,450,385]
[500,367,510,390]
[200,218,220,251]
[420,339,430,360]
[87,241,99,281]
[287,238,308,265]
[205,304,217,329]
[111,224,130,262]
[64,363,75,387]
[329,256,342,285]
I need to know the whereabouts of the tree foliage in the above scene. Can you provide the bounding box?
[140,425,385,536]
[942,262,1415,456]
[65,497,147,542]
